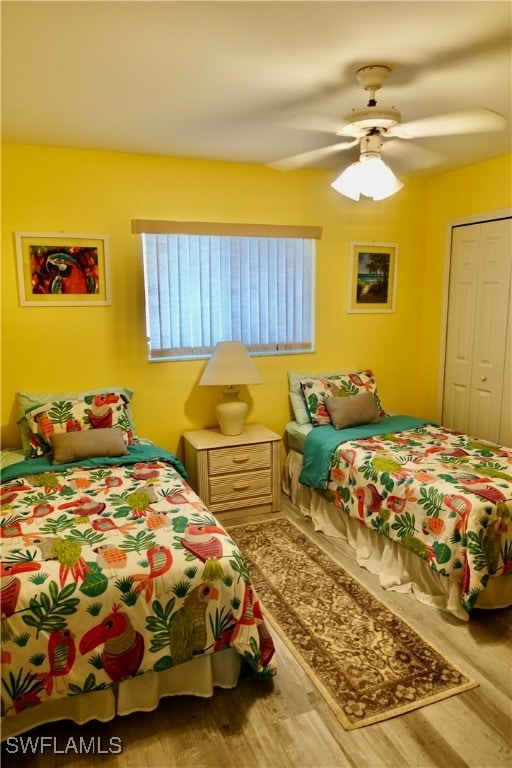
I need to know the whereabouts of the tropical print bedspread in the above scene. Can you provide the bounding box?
[306,422,512,613]
[0,446,276,726]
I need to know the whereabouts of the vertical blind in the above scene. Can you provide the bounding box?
[135,221,320,361]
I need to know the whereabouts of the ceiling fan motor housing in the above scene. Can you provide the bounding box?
[342,105,402,136]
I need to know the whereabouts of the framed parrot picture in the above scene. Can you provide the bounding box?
[15,231,111,306]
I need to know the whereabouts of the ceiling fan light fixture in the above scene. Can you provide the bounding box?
[331,146,404,202]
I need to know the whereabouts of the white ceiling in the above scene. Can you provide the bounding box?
[2,1,511,177]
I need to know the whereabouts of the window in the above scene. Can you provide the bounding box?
[133,220,321,361]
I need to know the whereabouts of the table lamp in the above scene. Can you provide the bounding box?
[199,341,263,435]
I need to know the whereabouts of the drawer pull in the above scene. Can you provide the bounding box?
[233,481,250,491]
[232,453,250,463]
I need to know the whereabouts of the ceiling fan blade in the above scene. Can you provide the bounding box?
[388,107,507,139]
[283,112,365,139]
[382,139,445,171]
[281,112,346,135]
[269,139,359,171]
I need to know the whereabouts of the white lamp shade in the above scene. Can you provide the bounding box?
[199,341,262,434]
[199,341,263,386]
[331,162,363,200]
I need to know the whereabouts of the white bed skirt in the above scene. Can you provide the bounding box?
[1,648,241,740]
[283,449,512,621]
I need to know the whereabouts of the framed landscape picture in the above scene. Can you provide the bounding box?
[348,241,398,313]
[15,231,111,306]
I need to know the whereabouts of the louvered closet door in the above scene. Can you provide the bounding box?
[442,218,511,444]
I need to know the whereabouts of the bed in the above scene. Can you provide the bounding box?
[1,387,276,740]
[282,369,512,621]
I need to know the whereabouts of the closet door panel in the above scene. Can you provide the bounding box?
[500,276,512,447]
[470,270,507,441]
[442,227,479,433]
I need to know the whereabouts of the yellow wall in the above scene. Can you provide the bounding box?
[419,155,512,416]
[2,143,510,460]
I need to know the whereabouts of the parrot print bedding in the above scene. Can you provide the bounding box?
[0,444,276,733]
[299,420,512,615]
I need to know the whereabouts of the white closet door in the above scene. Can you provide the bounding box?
[442,226,479,433]
[442,218,511,443]
[499,265,512,447]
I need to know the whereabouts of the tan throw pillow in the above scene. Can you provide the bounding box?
[51,427,129,465]
[326,392,381,430]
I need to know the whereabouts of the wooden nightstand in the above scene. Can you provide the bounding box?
[183,424,281,521]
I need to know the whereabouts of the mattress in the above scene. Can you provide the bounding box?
[284,420,312,454]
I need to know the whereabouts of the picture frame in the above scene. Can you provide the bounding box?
[15,231,111,306]
[348,241,398,313]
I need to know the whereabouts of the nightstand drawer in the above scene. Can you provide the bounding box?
[209,469,272,504]
[208,443,271,475]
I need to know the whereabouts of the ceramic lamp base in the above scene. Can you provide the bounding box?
[215,388,247,435]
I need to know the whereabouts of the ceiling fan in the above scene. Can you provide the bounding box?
[270,64,508,172]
